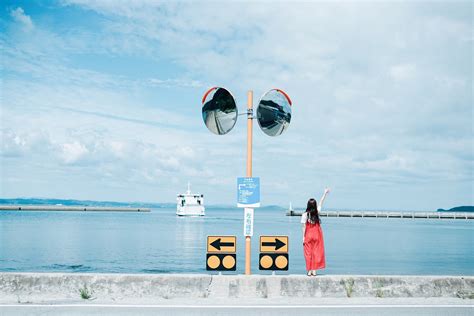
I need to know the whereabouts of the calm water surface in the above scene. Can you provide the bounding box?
[0,208,473,275]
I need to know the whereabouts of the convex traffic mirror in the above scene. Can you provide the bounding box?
[202,87,238,135]
[201,87,292,136]
[256,89,292,137]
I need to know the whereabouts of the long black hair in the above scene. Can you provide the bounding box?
[306,198,320,224]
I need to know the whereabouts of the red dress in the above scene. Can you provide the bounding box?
[304,220,326,270]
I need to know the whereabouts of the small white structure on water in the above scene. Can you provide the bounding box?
[176,182,205,216]
[286,202,294,215]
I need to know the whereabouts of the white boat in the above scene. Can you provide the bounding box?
[176,182,205,216]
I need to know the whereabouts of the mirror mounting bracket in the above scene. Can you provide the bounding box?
[246,108,254,119]
[238,111,256,119]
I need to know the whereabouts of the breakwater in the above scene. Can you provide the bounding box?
[0,205,150,212]
[0,273,472,303]
[287,210,474,219]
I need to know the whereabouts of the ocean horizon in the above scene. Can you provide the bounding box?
[0,198,461,213]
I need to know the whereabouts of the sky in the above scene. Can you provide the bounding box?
[1,0,472,211]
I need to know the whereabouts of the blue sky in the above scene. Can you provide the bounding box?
[1,1,472,210]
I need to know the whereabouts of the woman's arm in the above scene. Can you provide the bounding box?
[319,187,330,211]
[302,224,306,244]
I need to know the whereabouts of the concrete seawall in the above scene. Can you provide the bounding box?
[0,205,150,212]
[1,273,473,304]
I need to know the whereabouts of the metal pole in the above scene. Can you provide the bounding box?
[245,90,253,275]
[247,91,253,176]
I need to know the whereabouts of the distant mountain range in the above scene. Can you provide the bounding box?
[437,206,474,213]
[0,198,171,209]
[0,198,285,211]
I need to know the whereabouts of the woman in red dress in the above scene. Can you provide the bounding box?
[302,188,330,276]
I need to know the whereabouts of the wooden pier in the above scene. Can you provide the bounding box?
[0,205,150,212]
[286,210,474,220]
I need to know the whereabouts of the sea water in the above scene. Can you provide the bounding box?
[0,207,473,275]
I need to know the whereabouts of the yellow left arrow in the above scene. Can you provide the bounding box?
[207,236,236,253]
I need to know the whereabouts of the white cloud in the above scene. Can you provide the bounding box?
[10,7,34,30]
[389,63,418,81]
[148,78,204,88]
[0,129,51,157]
[1,129,28,157]
[59,141,89,164]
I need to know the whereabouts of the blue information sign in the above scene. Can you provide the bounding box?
[237,177,260,208]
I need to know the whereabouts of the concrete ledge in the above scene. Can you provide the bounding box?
[0,273,473,304]
[0,205,150,212]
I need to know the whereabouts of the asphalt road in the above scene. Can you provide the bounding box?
[1,304,473,316]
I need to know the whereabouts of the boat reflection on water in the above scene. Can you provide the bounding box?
[174,212,205,262]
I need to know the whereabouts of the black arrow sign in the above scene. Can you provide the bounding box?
[262,238,286,250]
[210,238,235,250]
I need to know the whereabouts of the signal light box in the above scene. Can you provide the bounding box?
[259,236,289,271]
[206,236,237,271]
